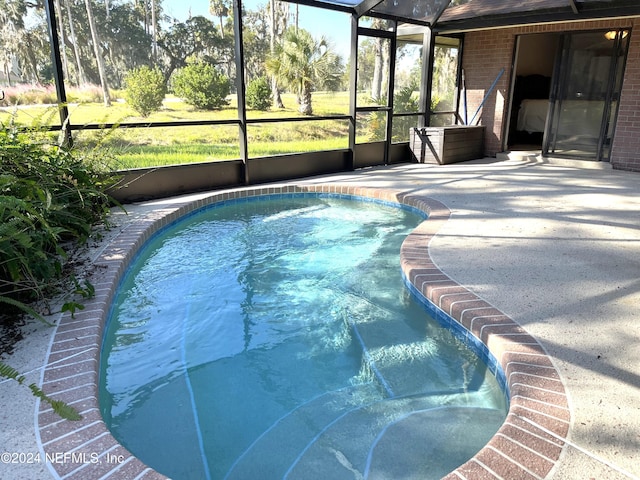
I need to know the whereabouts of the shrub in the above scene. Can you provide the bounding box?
[171,61,230,110]
[0,84,121,107]
[0,122,117,308]
[0,121,119,421]
[124,66,167,117]
[66,84,110,104]
[0,85,57,106]
[366,85,420,142]
[245,77,272,111]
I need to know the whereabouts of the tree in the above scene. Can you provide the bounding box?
[150,0,158,61]
[266,27,341,116]
[0,0,27,85]
[84,0,111,106]
[65,0,86,85]
[18,7,55,84]
[53,0,70,82]
[241,8,270,83]
[209,0,230,39]
[157,16,222,83]
[103,2,154,88]
[268,0,287,108]
[370,18,389,101]
[125,65,166,116]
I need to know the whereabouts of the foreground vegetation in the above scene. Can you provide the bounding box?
[0,121,118,420]
[0,122,116,309]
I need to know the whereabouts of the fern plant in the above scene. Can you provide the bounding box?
[0,362,81,421]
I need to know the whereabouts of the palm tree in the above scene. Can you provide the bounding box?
[209,0,229,39]
[266,27,338,116]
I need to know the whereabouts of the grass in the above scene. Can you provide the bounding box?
[111,137,349,168]
[0,91,355,169]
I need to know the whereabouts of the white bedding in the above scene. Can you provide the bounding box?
[517,99,548,133]
[517,99,608,138]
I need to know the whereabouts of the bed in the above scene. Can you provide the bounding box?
[510,74,551,144]
[517,99,548,133]
[517,98,608,140]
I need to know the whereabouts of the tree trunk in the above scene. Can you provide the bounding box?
[381,38,389,99]
[371,38,383,101]
[299,85,312,115]
[151,0,158,61]
[271,77,284,109]
[269,0,285,108]
[66,0,85,85]
[54,0,70,82]
[3,65,10,87]
[370,18,385,101]
[84,0,111,106]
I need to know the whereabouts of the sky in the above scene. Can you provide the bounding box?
[162,0,352,59]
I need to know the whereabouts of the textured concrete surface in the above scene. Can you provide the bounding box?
[298,158,640,480]
[1,157,638,479]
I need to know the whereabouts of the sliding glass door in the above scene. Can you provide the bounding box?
[544,30,629,161]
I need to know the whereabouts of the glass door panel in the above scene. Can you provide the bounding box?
[431,36,461,126]
[355,34,392,143]
[545,30,628,160]
[391,36,424,142]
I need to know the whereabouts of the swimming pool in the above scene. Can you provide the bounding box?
[100,194,508,479]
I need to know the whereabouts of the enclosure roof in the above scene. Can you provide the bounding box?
[436,0,640,31]
[300,0,640,29]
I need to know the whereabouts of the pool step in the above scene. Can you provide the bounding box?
[287,405,505,480]
[346,302,488,400]
[223,387,503,480]
[222,383,382,479]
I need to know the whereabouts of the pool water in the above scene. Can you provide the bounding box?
[100,195,507,479]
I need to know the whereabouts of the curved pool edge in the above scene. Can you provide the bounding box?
[36,184,570,480]
[397,192,570,479]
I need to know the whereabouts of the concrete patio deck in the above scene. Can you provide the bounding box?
[1,157,638,479]
[303,158,640,480]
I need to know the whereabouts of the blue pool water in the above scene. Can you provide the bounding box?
[100,195,508,480]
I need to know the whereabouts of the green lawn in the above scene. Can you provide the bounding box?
[0,91,356,169]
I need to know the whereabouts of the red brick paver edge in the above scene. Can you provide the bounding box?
[37,185,570,480]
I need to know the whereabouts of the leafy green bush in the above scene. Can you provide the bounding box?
[366,84,420,142]
[0,121,119,421]
[124,66,167,117]
[245,77,272,111]
[171,61,230,110]
[0,123,117,310]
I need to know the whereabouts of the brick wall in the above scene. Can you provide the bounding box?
[611,18,640,172]
[462,29,514,156]
[461,17,640,171]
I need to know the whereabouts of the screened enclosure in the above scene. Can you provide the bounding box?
[2,0,637,199]
[0,0,473,199]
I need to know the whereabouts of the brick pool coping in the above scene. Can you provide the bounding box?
[37,184,570,480]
